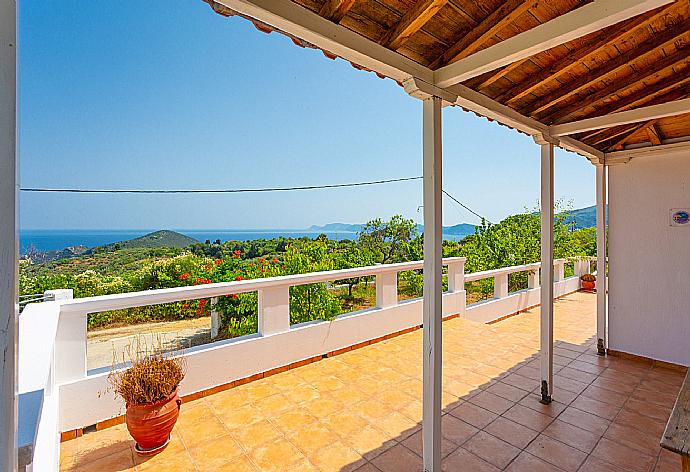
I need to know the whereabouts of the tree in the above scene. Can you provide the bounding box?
[332,247,375,297]
[358,215,417,264]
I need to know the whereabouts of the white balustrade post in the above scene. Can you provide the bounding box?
[596,164,608,355]
[258,286,290,336]
[555,260,565,282]
[210,297,220,339]
[494,273,509,298]
[446,258,465,293]
[376,272,398,309]
[537,136,555,404]
[0,3,17,469]
[55,308,88,384]
[528,270,540,289]
[422,95,443,472]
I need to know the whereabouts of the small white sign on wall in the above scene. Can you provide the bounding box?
[670,209,690,227]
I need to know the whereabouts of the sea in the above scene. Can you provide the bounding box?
[19,229,359,255]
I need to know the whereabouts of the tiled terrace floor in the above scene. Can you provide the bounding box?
[60,292,687,471]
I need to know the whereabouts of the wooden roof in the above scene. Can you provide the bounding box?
[207,0,690,154]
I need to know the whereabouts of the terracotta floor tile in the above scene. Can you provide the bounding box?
[320,410,370,438]
[542,419,601,453]
[289,423,341,455]
[623,398,671,422]
[271,407,319,433]
[249,437,306,472]
[469,390,515,415]
[525,434,587,472]
[370,444,423,472]
[484,416,540,449]
[557,407,610,435]
[518,395,568,418]
[441,414,479,445]
[613,409,666,438]
[78,448,136,472]
[485,381,530,402]
[581,385,629,407]
[187,434,245,469]
[216,404,264,429]
[177,416,229,449]
[590,437,656,472]
[570,395,620,420]
[603,422,661,456]
[502,404,554,432]
[448,402,498,429]
[464,431,521,469]
[137,448,196,472]
[343,424,397,460]
[505,451,566,472]
[441,447,501,472]
[309,441,368,472]
[401,429,458,459]
[578,455,629,472]
[232,419,283,451]
[208,454,259,471]
[375,410,420,439]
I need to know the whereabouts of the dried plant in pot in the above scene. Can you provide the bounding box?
[107,337,185,455]
[580,273,596,292]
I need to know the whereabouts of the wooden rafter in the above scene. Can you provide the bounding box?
[647,123,662,145]
[319,0,356,22]
[522,19,690,116]
[606,120,659,150]
[545,50,690,124]
[497,7,671,105]
[429,0,536,69]
[380,0,448,50]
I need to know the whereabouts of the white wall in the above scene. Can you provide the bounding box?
[608,148,690,366]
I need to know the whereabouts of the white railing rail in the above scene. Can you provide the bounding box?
[19,257,587,469]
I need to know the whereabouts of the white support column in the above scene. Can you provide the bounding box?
[596,164,608,355]
[258,286,290,336]
[376,272,398,309]
[210,297,220,339]
[528,270,540,289]
[538,138,555,404]
[422,95,443,472]
[0,2,17,470]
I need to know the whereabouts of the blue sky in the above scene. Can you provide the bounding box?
[19,0,595,230]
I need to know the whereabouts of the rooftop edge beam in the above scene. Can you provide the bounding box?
[433,0,672,88]
[550,98,690,136]
[212,0,433,83]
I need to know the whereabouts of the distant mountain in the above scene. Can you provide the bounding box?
[26,245,90,264]
[562,205,607,229]
[308,223,362,232]
[98,230,199,250]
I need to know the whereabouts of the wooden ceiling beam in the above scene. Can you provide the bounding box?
[380,0,448,50]
[429,0,536,70]
[544,50,690,124]
[551,98,690,136]
[319,0,356,22]
[434,0,672,88]
[523,19,690,116]
[497,6,671,104]
[577,84,690,142]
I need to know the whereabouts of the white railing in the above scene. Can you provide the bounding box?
[18,257,587,470]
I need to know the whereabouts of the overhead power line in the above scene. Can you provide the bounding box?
[20,175,489,223]
[19,176,422,194]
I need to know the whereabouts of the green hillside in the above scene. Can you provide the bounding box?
[100,230,199,250]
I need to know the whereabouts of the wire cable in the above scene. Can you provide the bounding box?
[19,176,422,194]
[442,189,490,223]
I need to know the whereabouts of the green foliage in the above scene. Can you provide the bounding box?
[20,211,597,337]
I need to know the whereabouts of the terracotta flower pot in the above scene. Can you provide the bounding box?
[581,280,596,291]
[126,387,181,455]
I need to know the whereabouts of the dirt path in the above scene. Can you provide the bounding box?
[87,317,213,371]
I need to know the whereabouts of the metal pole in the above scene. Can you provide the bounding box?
[539,140,554,404]
[422,96,442,472]
[596,164,607,355]
[0,1,18,469]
